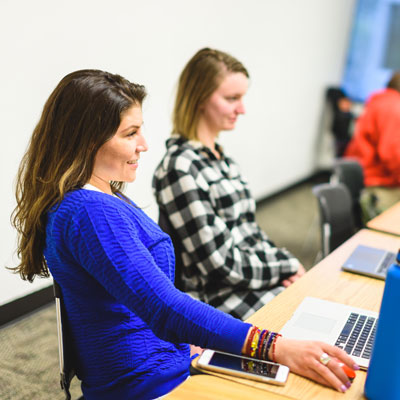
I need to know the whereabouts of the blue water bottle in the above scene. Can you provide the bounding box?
[364,249,400,399]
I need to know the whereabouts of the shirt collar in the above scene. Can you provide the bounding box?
[167,134,225,160]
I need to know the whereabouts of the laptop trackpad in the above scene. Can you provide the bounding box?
[293,312,337,334]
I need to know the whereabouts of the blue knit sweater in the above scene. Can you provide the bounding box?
[44,188,251,399]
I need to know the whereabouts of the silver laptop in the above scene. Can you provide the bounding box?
[342,244,396,280]
[280,297,378,369]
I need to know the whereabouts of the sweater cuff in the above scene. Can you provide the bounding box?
[213,320,252,355]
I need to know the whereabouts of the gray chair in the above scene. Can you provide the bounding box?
[331,158,365,228]
[312,183,356,258]
[53,280,84,400]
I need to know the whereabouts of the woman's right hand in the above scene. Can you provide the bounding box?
[273,337,359,393]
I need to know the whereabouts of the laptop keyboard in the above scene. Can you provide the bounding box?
[376,252,396,274]
[334,313,377,359]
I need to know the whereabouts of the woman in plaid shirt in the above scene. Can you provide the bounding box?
[153,48,305,320]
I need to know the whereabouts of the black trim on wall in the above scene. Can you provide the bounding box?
[256,170,331,207]
[0,284,53,327]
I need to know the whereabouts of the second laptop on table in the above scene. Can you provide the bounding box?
[341,244,396,280]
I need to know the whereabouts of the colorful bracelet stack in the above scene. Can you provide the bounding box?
[243,326,282,362]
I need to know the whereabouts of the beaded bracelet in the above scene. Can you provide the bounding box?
[249,328,261,357]
[245,326,258,356]
[257,329,268,359]
[271,333,282,363]
[243,326,282,362]
[262,331,272,360]
[265,332,276,360]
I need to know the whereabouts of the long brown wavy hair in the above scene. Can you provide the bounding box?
[173,48,249,140]
[11,69,146,282]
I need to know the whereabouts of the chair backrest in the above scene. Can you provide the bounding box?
[53,280,82,400]
[158,210,185,291]
[312,183,355,258]
[331,158,364,228]
[332,158,364,201]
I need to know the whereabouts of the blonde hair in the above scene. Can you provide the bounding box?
[172,48,249,140]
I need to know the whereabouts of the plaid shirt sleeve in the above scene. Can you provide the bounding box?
[153,146,300,294]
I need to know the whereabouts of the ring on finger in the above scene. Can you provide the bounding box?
[319,352,331,366]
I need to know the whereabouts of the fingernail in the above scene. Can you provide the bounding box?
[340,384,348,393]
[353,364,360,370]
[345,381,352,388]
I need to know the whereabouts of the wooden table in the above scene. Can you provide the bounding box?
[165,374,293,400]
[367,202,400,236]
[166,229,400,400]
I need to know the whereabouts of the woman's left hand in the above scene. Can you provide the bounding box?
[273,337,358,393]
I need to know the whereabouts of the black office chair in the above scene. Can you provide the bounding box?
[53,280,84,400]
[312,183,356,258]
[158,210,185,291]
[325,87,354,157]
[331,158,365,228]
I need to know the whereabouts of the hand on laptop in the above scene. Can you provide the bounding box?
[281,264,306,287]
[273,337,359,393]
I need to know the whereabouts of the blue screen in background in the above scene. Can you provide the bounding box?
[342,0,400,102]
[209,352,278,378]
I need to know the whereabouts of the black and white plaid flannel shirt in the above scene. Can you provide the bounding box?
[152,135,300,320]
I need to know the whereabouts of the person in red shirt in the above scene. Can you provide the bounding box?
[345,71,400,221]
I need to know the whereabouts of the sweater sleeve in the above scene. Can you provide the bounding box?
[65,197,250,354]
[155,166,299,290]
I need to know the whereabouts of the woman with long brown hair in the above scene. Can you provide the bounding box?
[12,69,356,399]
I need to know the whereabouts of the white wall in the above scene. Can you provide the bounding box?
[0,0,355,306]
